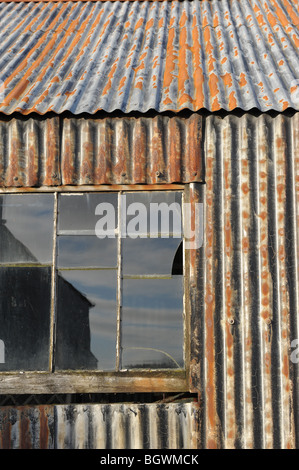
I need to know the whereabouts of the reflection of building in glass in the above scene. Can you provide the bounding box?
[0,200,97,371]
[56,275,98,370]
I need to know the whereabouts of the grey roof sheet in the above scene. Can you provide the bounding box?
[0,0,298,115]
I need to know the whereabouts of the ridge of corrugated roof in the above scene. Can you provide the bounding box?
[0,0,298,115]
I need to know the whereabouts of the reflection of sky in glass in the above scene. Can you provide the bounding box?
[58,236,117,268]
[123,191,182,237]
[59,193,118,231]
[57,269,117,371]
[123,238,181,275]
[0,194,54,263]
[122,277,184,369]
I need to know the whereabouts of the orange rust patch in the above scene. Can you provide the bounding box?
[134,18,143,31]
[209,73,219,98]
[118,76,126,91]
[239,73,247,87]
[163,27,176,89]
[135,81,143,90]
[222,72,233,88]
[282,100,289,110]
[102,58,119,96]
[229,91,237,109]
[163,96,172,106]
[145,18,154,31]
[213,13,219,28]
[179,93,193,107]
[179,10,188,28]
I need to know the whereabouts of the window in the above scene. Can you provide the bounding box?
[0,189,193,394]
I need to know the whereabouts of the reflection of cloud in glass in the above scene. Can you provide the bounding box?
[58,236,117,268]
[59,193,118,231]
[123,238,181,275]
[123,277,183,309]
[1,194,54,263]
[124,191,182,236]
[122,277,184,368]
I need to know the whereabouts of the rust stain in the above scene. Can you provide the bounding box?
[102,58,119,96]
[134,18,144,31]
[192,25,204,108]
[39,407,50,449]
[209,73,219,99]
[222,72,233,88]
[163,25,177,89]
[0,414,11,449]
[135,81,143,90]
[239,73,247,87]
[20,411,32,449]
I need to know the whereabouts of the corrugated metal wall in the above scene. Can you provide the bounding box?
[198,112,298,448]
[0,402,200,449]
[0,114,203,186]
[0,112,298,449]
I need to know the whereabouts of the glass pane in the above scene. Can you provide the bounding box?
[121,277,184,369]
[122,192,182,238]
[58,193,118,233]
[58,236,117,268]
[123,238,182,275]
[0,267,51,371]
[0,194,54,264]
[55,270,117,371]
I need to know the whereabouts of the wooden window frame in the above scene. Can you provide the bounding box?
[0,184,202,395]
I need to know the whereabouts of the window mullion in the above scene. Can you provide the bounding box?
[116,192,123,371]
[49,191,58,373]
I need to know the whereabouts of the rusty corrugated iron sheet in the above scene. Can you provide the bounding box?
[0,405,54,449]
[197,112,299,449]
[0,117,61,187]
[0,114,202,186]
[0,402,200,449]
[0,113,298,449]
[0,0,298,115]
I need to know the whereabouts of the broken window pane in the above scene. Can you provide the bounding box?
[0,267,51,371]
[55,269,117,371]
[121,277,184,369]
[0,194,54,264]
[58,236,117,268]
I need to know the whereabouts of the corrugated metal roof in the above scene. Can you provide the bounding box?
[0,402,200,449]
[0,114,202,187]
[0,0,298,115]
